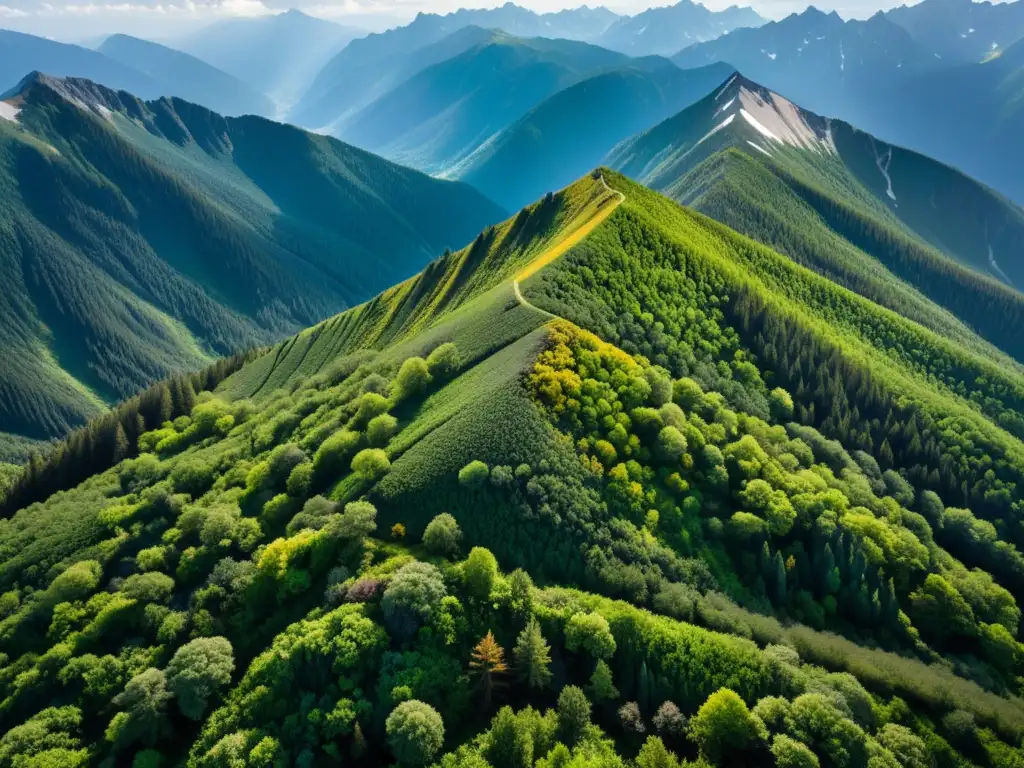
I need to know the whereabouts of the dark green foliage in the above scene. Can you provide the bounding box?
[0,73,501,454]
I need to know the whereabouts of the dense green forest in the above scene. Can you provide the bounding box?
[0,73,502,460]
[0,171,1022,768]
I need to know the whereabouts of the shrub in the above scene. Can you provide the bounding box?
[426,343,462,380]
[386,700,444,767]
[458,460,490,489]
[165,637,234,720]
[394,358,431,401]
[688,688,766,763]
[352,449,390,481]
[422,513,462,557]
[382,562,447,636]
[367,414,399,447]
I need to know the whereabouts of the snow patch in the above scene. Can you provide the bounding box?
[735,86,836,154]
[747,140,772,157]
[740,108,779,141]
[991,41,998,50]
[760,49,777,60]
[988,243,1013,286]
[968,27,975,33]
[715,74,737,100]
[0,101,19,123]
[934,53,942,59]
[840,42,845,71]
[872,140,897,203]
[715,97,735,114]
[696,113,736,147]
[636,24,648,35]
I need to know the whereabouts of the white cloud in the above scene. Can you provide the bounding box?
[0,4,29,15]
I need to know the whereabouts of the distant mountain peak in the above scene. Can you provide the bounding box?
[670,71,838,160]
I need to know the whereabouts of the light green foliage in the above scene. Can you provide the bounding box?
[458,460,490,489]
[565,612,616,660]
[423,513,462,557]
[688,688,766,763]
[635,736,680,768]
[367,414,399,447]
[426,343,462,380]
[386,700,445,767]
[587,660,618,703]
[394,358,432,401]
[351,448,391,481]
[465,547,499,600]
[771,734,819,768]
[165,637,235,720]
[120,573,174,604]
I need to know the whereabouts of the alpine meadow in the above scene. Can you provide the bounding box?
[1,3,1024,768]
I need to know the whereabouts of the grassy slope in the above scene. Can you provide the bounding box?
[0,75,503,458]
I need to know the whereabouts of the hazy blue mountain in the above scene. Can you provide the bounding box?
[597,0,764,57]
[862,36,1024,204]
[340,32,629,173]
[608,73,1024,361]
[0,29,161,97]
[97,34,274,117]
[0,73,502,454]
[289,4,623,131]
[174,10,362,112]
[290,24,497,132]
[455,59,734,210]
[886,0,1024,63]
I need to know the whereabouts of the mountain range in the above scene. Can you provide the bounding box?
[608,73,1024,364]
[171,9,363,115]
[453,58,734,210]
[596,0,764,56]
[289,1,761,131]
[0,73,501,459]
[669,4,1024,204]
[338,32,629,173]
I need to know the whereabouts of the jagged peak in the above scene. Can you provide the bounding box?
[697,70,836,157]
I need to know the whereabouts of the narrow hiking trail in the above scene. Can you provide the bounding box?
[512,174,625,317]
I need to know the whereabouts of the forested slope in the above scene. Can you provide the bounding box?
[0,73,502,459]
[608,73,1024,366]
[1,171,1023,767]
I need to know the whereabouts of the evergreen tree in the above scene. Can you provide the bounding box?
[513,619,552,690]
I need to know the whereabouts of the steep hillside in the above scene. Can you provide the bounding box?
[1,171,1023,767]
[454,59,734,210]
[597,0,764,57]
[173,9,362,113]
[886,0,1024,62]
[608,74,1024,364]
[0,74,502,459]
[0,29,161,97]
[339,33,629,173]
[96,35,274,117]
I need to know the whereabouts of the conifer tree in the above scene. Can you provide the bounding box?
[470,631,508,707]
[513,618,551,690]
